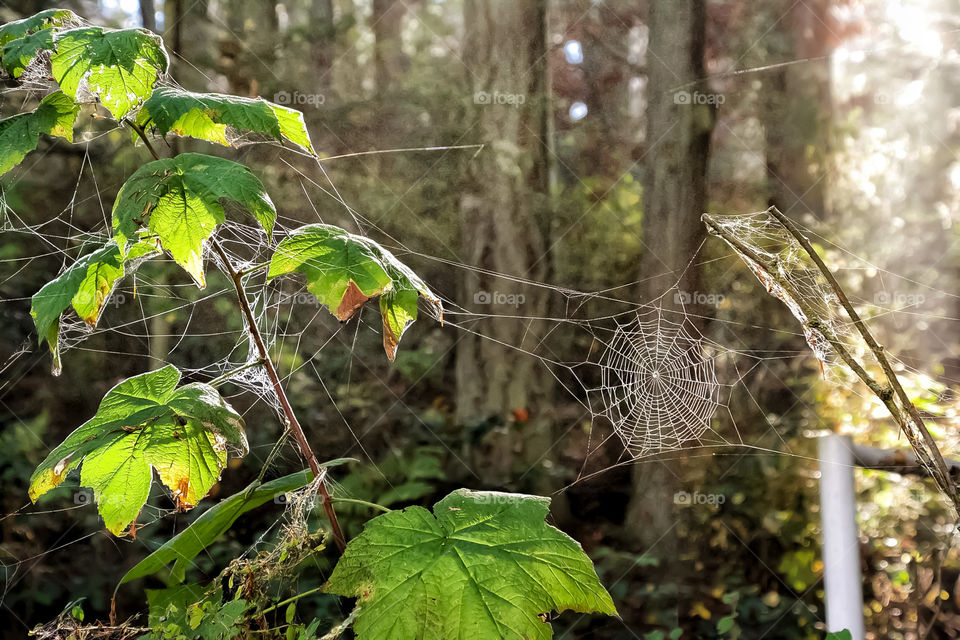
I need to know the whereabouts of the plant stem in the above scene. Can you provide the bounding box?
[123,112,350,547]
[207,358,266,387]
[333,497,392,513]
[703,210,960,516]
[238,260,271,277]
[259,586,324,616]
[210,239,347,551]
[125,119,161,161]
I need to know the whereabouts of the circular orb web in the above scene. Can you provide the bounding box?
[600,313,720,457]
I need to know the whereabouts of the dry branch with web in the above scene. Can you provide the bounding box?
[703,206,960,517]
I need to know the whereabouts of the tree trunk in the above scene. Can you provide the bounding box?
[624,0,714,548]
[139,0,156,32]
[310,0,335,95]
[456,0,553,486]
[372,0,407,96]
[763,0,834,218]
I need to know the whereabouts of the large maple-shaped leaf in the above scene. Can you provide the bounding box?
[30,238,159,375]
[0,91,79,175]
[51,26,167,119]
[324,489,617,640]
[267,224,442,360]
[29,365,248,535]
[112,153,276,287]
[136,87,315,154]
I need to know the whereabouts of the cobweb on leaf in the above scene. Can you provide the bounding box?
[705,209,870,373]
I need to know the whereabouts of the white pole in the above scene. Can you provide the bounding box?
[819,433,865,638]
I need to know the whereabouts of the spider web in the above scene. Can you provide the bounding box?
[598,310,721,457]
[705,209,869,372]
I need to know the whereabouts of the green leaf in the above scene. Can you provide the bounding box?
[2,29,54,78]
[826,632,852,640]
[146,583,206,628]
[0,9,77,46]
[268,224,442,360]
[30,238,159,374]
[121,469,314,584]
[136,87,315,154]
[51,26,167,119]
[148,586,248,640]
[716,615,736,633]
[0,9,77,78]
[0,91,79,175]
[324,489,617,640]
[112,153,276,287]
[29,365,248,535]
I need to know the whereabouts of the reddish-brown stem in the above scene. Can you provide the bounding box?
[211,239,347,552]
[127,116,348,549]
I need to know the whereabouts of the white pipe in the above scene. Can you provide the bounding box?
[819,433,865,638]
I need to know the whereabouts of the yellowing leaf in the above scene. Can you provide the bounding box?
[136,87,315,153]
[30,238,159,374]
[51,26,167,119]
[112,153,276,287]
[268,224,442,360]
[0,91,79,176]
[29,366,247,535]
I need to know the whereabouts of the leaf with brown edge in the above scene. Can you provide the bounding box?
[337,280,372,321]
[29,366,247,535]
[268,224,442,360]
[30,238,159,374]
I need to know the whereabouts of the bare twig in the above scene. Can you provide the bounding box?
[703,208,960,517]
[207,358,266,387]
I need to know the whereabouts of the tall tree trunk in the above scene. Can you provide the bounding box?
[763,0,834,218]
[624,0,714,548]
[219,0,277,97]
[372,0,407,96]
[139,0,156,32]
[456,0,553,486]
[164,0,212,91]
[310,0,335,95]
